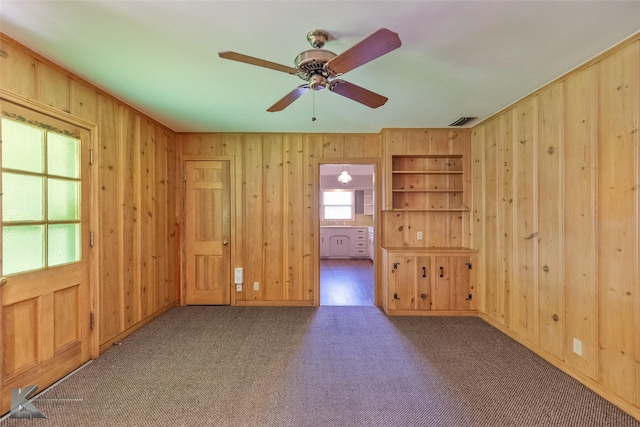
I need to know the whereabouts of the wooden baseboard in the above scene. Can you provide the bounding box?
[478,313,640,422]
[384,309,478,317]
[98,302,178,354]
[235,300,316,307]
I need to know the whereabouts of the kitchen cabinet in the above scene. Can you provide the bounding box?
[329,234,350,257]
[320,227,369,258]
[367,227,374,261]
[381,248,477,315]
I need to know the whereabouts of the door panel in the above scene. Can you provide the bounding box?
[1,103,92,414]
[185,160,231,305]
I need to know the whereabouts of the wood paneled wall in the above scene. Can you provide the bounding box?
[0,35,179,351]
[177,133,382,305]
[471,34,640,418]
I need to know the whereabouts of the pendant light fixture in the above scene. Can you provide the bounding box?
[338,166,352,185]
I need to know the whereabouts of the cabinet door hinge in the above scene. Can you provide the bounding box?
[393,293,400,300]
[89,149,94,166]
[466,293,473,300]
[393,262,399,270]
[90,312,95,330]
[466,262,472,270]
[89,231,95,248]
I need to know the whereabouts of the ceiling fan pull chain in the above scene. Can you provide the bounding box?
[312,90,317,122]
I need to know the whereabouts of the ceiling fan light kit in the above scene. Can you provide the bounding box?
[219,28,401,112]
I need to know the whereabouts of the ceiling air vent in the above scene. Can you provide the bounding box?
[449,117,477,127]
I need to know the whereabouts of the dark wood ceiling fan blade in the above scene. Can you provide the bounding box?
[325,28,401,75]
[267,85,310,112]
[218,51,299,75]
[328,79,388,109]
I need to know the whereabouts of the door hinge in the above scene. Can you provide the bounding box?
[89,231,94,248]
[466,262,472,270]
[393,262,399,270]
[89,312,95,330]
[466,293,473,300]
[89,149,94,166]
[393,293,400,300]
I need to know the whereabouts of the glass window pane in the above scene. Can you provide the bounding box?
[47,132,80,178]
[323,191,353,205]
[2,225,45,275]
[1,118,44,173]
[2,172,44,222]
[48,224,80,267]
[324,206,352,220]
[48,178,79,221]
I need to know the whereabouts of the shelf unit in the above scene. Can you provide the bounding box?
[389,154,468,212]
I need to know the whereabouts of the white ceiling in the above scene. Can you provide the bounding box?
[1,1,639,134]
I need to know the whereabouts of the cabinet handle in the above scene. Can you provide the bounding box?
[439,266,444,278]
[422,267,426,278]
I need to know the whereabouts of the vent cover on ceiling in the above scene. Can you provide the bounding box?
[449,117,477,126]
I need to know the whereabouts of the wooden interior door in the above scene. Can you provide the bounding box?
[1,103,93,414]
[184,160,231,305]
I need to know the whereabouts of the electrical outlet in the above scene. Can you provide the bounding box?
[573,338,583,356]
[253,281,260,291]
[417,231,423,240]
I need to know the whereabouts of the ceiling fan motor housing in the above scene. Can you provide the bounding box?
[294,49,337,90]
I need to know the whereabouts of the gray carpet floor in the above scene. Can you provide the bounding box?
[2,306,639,426]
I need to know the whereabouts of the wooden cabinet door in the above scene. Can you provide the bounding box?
[184,160,231,305]
[433,255,472,310]
[388,255,431,311]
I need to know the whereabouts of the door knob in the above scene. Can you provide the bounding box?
[222,240,229,246]
[0,277,7,287]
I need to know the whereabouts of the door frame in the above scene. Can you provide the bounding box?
[313,157,381,307]
[0,89,99,407]
[179,156,236,306]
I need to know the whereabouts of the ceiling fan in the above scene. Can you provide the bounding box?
[218,28,401,112]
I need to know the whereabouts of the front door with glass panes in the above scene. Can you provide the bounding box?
[0,102,92,414]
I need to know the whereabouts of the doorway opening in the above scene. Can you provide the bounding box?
[319,163,375,306]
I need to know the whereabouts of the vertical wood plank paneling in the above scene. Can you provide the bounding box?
[471,128,486,313]
[597,43,637,402]
[139,119,155,318]
[243,135,264,301]
[635,40,640,411]
[514,97,538,343]
[263,135,285,300]
[0,40,36,98]
[472,37,640,418]
[563,66,598,378]
[284,134,306,300]
[322,134,345,157]
[154,126,169,309]
[97,95,124,341]
[70,80,98,123]
[537,83,564,359]
[305,134,324,304]
[36,61,70,112]
[497,112,514,328]
[344,134,365,157]
[483,119,499,321]
[120,107,141,329]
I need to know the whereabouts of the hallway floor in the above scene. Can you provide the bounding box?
[320,259,374,306]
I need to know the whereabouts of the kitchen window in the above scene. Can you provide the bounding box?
[321,190,354,221]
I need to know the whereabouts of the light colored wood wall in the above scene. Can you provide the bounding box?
[471,34,640,418]
[0,35,179,352]
[177,133,382,305]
